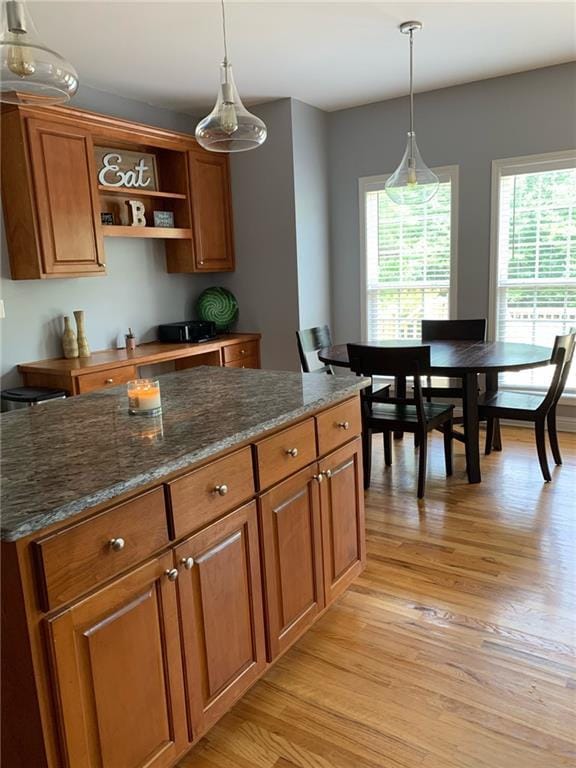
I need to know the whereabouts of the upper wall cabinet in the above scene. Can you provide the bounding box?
[0,104,235,279]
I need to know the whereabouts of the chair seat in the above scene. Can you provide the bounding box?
[478,390,545,414]
[368,401,453,424]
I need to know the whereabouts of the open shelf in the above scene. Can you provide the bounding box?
[101,226,193,239]
[98,185,187,200]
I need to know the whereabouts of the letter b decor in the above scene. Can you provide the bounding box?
[126,200,147,227]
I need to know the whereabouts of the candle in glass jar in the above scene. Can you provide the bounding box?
[127,379,162,416]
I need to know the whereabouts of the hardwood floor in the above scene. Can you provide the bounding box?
[178,427,576,768]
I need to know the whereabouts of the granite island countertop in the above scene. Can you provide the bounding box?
[1,366,369,541]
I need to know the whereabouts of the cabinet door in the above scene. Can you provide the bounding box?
[319,437,366,604]
[259,464,325,660]
[27,118,105,276]
[188,151,234,272]
[47,553,188,768]
[175,502,266,738]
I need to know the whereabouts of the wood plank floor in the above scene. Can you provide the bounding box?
[179,427,576,768]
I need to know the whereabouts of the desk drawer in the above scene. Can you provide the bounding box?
[255,419,317,490]
[34,488,169,610]
[224,356,259,369]
[76,365,137,394]
[167,447,255,539]
[316,398,361,456]
[222,341,259,364]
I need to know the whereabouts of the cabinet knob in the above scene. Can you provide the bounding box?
[241,349,246,355]
[313,473,324,484]
[285,447,299,458]
[109,537,125,552]
[105,378,114,384]
[214,484,228,496]
[165,568,179,582]
[180,556,195,570]
[337,421,350,430]
[324,469,332,479]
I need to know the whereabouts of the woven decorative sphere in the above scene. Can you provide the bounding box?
[196,287,239,331]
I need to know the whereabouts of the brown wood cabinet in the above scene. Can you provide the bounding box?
[47,553,188,768]
[1,104,235,279]
[175,502,266,738]
[259,465,325,659]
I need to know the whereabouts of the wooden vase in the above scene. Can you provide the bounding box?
[62,316,78,359]
[74,310,90,358]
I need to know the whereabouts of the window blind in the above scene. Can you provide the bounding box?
[495,166,576,392]
[365,180,453,342]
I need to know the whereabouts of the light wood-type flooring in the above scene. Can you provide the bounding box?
[179,426,576,768]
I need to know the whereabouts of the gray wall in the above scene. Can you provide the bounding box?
[327,62,576,344]
[291,100,331,330]
[0,85,211,388]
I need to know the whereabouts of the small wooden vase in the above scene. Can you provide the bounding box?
[74,310,90,358]
[62,316,79,359]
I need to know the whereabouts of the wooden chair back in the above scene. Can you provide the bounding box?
[548,330,576,409]
[296,325,334,374]
[421,318,486,342]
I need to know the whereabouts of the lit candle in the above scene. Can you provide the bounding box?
[127,379,162,416]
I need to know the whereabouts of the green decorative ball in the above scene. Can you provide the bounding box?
[196,287,239,331]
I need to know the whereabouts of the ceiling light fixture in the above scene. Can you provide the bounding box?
[195,0,266,153]
[385,21,438,205]
[0,0,78,105]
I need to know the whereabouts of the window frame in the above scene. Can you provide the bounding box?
[358,165,459,343]
[488,149,576,399]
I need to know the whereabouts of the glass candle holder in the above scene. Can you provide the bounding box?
[127,379,162,417]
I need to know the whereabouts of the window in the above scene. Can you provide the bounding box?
[360,167,458,342]
[490,152,576,393]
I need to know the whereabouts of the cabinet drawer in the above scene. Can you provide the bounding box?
[167,447,255,539]
[76,365,137,394]
[222,341,259,364]
[316,397,361,456]
[224,356,259,369]
[255,419,317,491]
[34,488,169,610]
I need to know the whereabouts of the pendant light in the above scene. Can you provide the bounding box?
[0,0,78,105]
[385,21,438,206]
[195,0,266,153]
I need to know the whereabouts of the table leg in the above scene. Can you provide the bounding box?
[394,375,406,440]
[463,372,481,483]
[485,371,502,451]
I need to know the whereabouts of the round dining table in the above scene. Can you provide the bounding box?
[318,340,551,484]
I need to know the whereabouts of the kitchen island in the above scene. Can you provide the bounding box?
[1,366,369,768]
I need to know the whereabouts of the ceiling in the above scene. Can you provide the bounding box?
[28,1,576,114]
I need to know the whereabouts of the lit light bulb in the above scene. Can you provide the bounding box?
[407,159,417,187]
[7,43,35,76]
[218,83,238,135]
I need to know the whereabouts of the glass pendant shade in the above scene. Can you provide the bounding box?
[0,0,78,105]
[384,131,439,205]
[195,62,266,153]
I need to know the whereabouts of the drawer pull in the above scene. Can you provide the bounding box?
[285,447,299,458]
[313,473,324,484]
[109,537,125,552]
[214,484,228,496]
[336,421,350,430]
[165,568,179,582]
[180,556,195,570]
[323,469,332,479]
[105,378,114,384]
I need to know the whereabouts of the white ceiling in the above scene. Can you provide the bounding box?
[28,1,576,114]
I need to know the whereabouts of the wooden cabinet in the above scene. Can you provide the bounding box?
[175,502,266,738]
[47,553,188,768]
[319,438,366,604]
[259,465,325,659]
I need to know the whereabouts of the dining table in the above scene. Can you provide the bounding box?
[318,339,551,484]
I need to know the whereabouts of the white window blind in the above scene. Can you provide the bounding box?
[362,170,456,342]
[493,159,576,393]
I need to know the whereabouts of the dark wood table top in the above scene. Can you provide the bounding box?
[318,340,552,375]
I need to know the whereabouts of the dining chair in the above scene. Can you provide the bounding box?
[480,331,575,482]
[296,325,334,374]
[348,344,454,499]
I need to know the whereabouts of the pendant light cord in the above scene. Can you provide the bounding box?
[409,29,414,136]
[221,0,229,65]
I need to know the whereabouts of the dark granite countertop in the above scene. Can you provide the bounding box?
[1,367,368,541]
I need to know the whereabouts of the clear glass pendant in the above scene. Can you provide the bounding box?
[195,61,266,153]
[0,0,78,105]
[385,132,439,206]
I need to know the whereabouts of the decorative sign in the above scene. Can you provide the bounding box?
[126,200,147,227]
[100,212,115,226]
[95,147,158,190]
[153,210,175,228]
